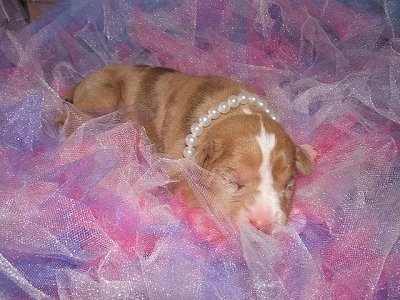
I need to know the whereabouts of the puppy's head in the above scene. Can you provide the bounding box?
[192,109,315,233]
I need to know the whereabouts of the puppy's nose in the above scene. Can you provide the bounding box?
[250,219,273,233]
[247,210,287,233]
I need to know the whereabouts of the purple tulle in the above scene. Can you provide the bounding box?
[0,0,399,299]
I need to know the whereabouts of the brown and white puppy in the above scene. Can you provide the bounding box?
[63,64,315,232]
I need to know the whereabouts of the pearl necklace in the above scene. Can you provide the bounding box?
[183,91,277,158]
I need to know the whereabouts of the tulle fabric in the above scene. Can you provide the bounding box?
[0,0,399,299]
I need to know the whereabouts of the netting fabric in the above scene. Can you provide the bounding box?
[0,0,399,299]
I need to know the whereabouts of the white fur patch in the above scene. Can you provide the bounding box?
[242,107,252,115]
[252,121,284,225]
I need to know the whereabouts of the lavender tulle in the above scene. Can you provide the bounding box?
[0,0,399,299]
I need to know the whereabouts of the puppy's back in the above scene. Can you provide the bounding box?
[66,64,246,157]
[66,65,175,114]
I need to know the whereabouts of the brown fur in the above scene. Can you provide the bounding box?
[61,64,315,230]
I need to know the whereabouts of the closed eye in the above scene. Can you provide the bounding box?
[236,182,244,190]
[285,180,294,190]
[221,174,244,191]
[284,178,295,196]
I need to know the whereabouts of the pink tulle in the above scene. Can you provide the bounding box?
[0,0,399,299]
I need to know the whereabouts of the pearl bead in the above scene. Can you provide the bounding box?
[190,123,203,136]
[199,115,212,127]
[238,92,249,104]
[256,100,266,109]
[247,95,256,103]
[218,101,230,113]
[208,107,220,119]
[182,91,278,158]
[227,96,240,108]
[249,94,259,104]
[185,134,197,146]
[183,147,195,158]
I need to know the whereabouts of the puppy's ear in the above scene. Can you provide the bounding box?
[295,144,317,175]
[193,140,219,169]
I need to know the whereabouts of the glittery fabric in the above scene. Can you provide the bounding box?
[1,0,400,299]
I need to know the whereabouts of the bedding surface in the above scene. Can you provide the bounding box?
[0,0,399,299]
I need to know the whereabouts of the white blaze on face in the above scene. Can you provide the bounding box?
[246,120,285,229]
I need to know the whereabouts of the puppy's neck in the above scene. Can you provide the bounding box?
[183,91,277,158]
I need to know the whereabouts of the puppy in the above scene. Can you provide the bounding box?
[63,64,315,232]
